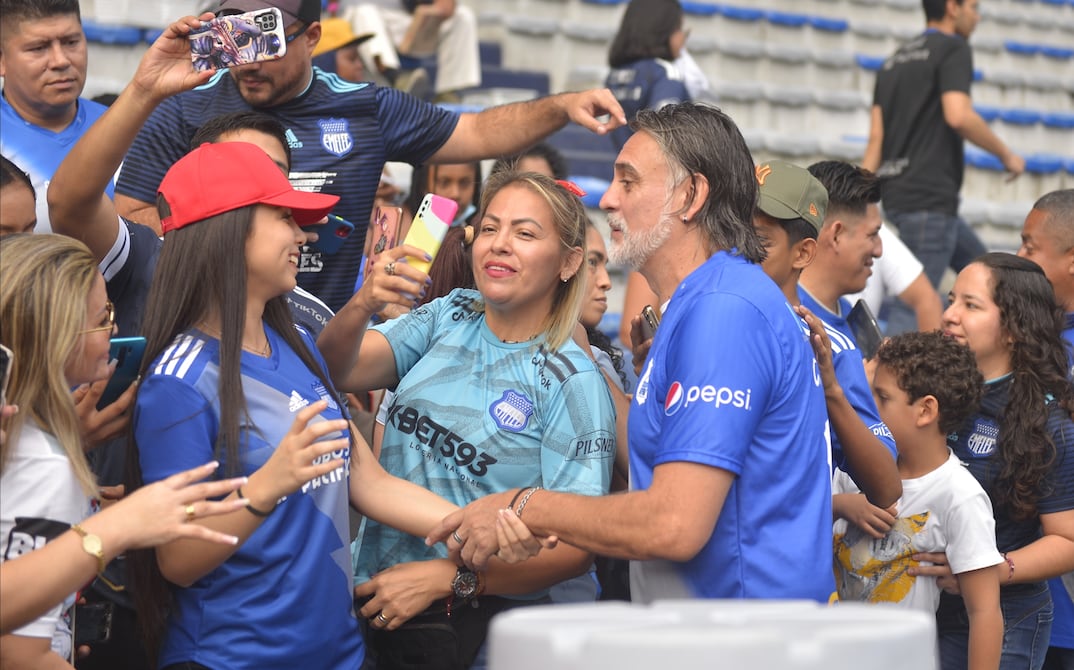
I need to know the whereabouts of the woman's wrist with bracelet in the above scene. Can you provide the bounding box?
[237,479,277,517]
[1001,552,1015,584]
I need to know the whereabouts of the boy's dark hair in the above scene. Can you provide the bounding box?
[0,0,81,38]
[778,216,819,244]
[875,331,984,435]
[190,111,292,166]
[0,155,35,198]
[807,161,880,221]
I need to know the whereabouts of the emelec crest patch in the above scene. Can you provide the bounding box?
[318,118,353,156]
[489,390,534,432]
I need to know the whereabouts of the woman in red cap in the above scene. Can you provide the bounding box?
[126,142,514,670]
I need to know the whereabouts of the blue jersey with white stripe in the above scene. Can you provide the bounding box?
[629,252,832,602]
[134,325,361,669]
[0,95,113,233]
[354,289,615,589]
[798,287,898,474]
[115,68,459,312]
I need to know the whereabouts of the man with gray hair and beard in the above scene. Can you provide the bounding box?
[430,102,834,603]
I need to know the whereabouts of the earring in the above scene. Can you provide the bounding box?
[682,215,688,223]
[463,225,474,245]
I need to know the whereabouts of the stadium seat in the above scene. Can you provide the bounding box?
[82,20,146,99]
[811,49,858,90]
[711,81,768,130]
[566,0,628,26]
[809,15,851,53]
[761,44,812,89]
[715,6,766,43]
[813,89,870,138]
[501,16,559,74]
[558,22,616,93]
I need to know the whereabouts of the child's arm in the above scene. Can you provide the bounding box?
[832,493,897,539]
[958,565,1003,670]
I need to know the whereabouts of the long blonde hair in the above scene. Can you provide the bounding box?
[0,234,99,495]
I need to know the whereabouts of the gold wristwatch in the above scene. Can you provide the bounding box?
[70,524,125,591]
[71,523,106,573]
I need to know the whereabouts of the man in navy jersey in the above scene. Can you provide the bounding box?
[113,0,626,312]
[0,0,113,233]
[431,103,834,603]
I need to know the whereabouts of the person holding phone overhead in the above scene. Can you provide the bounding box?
[318,171,616,669]
[0,233,122,667]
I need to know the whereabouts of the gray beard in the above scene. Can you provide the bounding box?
[607,213,674,270]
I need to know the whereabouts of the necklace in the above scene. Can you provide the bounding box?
[197,324,271,357]
[501,333,539,344]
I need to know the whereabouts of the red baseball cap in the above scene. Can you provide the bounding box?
[159,142,339,235]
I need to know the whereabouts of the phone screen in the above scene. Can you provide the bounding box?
[847,299,883,360]
[0,344,12,408]
[189,7,287,72]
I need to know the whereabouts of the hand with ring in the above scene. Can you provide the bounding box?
[354,559,455,629]
[348,244,434,317]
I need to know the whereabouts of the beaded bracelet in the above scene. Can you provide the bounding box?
[1002,552,1015,582]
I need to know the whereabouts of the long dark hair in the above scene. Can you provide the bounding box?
[608,0,683,68]
[126,203,351,663]
[407,162,482,225]
[585,325,628,390]
[977,252,1074,520]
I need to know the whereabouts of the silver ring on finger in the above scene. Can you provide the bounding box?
[452,530,464,545]
[375,613,389,625]
[385,261,396,276]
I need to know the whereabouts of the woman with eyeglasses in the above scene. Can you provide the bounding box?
[0,234,123,666]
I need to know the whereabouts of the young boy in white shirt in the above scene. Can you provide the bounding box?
[832,331,1004,670]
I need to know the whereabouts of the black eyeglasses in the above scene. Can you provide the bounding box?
[80,301,115,334]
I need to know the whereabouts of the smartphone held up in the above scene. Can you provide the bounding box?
[402,193,458,275]
[189,7,287,72]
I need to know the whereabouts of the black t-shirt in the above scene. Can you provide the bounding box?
[873,30,972,215]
